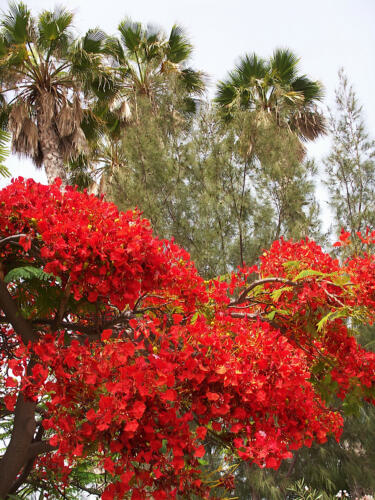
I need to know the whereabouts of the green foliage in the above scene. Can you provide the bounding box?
[110,102,321,278]
[324,69,375,253]
[0,129,10,177]
[215,48,325,142]
[287,479,324,499]
[4,265,58,284]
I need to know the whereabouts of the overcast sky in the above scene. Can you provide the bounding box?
[1,0,375,194]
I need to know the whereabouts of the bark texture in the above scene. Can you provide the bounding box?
[0,394,36,498]
[37,92,67,186]
[0,280,54,497]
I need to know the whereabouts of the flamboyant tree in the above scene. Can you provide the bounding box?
[1,180,375,499]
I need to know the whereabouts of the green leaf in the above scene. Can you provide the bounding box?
[160,438,168,454]
[1,2,32,45]
[270,286,293,301]
[331,273,351,288]
[282,260,301,269]
[4,265,60,284]
[167,25,192,64]
[197,458,209,465]
[267,308,290,321]
[190,311,199,325]
[316,308,349,332]
[0,130,10,177]
[293,269,324,281]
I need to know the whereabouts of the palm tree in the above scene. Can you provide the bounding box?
[215,48,326,142]
[0,2,118,184]
[107,19,205,121]
[74,20,206,195]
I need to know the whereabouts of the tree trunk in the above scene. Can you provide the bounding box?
[0,394,36,498]
[37,92,67,186]
[0,281,48,497]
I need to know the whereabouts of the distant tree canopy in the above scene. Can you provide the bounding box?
[109,102,321,277]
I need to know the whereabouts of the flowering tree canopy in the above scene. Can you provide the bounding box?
[1,179,375,499]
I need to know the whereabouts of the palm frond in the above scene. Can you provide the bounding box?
[215,81,239,117]
[235,53,268,86]
[104,35,125,63]
[37,7,73,53]
[118,18,143,54]
[80,108,106,143]
[270,48,299,84]
[1,2,32,45]
[289,109,326,141]
[144,23,161,44]
[166,25,192,64]
[292,76,325,103]
[180,67,205,94]
[81,28,107,54]
[0,34,7,57]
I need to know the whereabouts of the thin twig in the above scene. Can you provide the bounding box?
[0,234,27,248]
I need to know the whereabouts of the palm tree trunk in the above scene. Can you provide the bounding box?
[37,93,67,186]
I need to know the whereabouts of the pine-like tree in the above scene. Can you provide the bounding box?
[325,69,375,252]
[109,101,322,278]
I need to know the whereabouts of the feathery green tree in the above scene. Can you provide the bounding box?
[325,69,375,253]
[110,101,321,278]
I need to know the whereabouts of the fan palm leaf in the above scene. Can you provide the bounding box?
[109,18,205,114]
[215,48,326,142]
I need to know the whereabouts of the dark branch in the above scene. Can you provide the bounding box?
[70,481,102,496]
[0,279,38,345]
[32,311,136,336]
[9,424,45,494]
[0,234,27,248]
[26,440,57,461]
[230,277,297,306]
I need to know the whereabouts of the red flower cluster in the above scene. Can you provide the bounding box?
[1,179,375,498]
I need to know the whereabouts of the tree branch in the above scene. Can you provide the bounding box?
[0,234,27,248]
[0,392,36,497]
[0,279,38,345]
[70,481,102,496]
[8,424,45,494]
[230,277,296,306]
[26,440,57,462]
[32,311,136,336]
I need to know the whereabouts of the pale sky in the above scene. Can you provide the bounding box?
[1,0,375,205]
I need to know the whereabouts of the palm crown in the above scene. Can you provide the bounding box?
[107,19,205,120]
[215,48,325,142]
[0,2,118,184]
